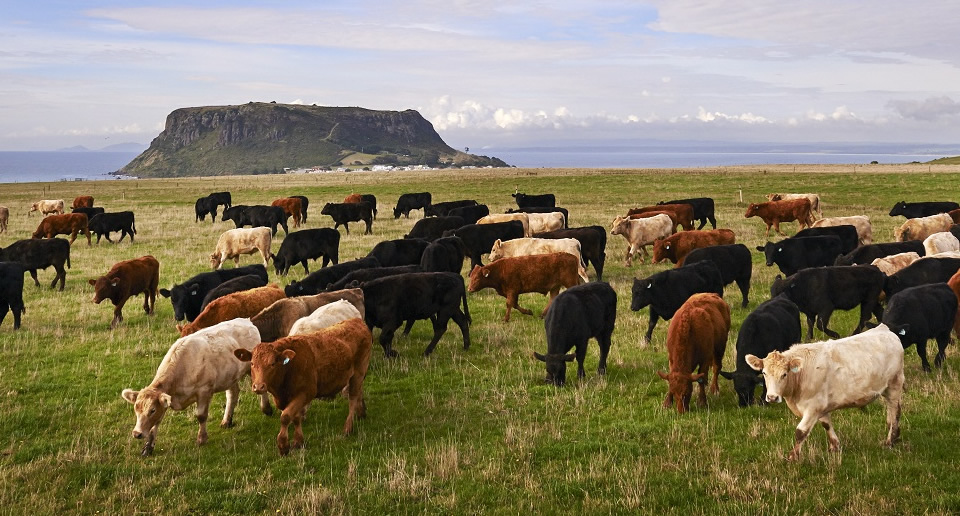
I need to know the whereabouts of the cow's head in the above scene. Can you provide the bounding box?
[273,255,286,276]
[121,387,172,441]
[889,201,907,217]
[31,227,44,239]
[657,370,705,414]
[766,193,782,202]
[651,238,673,264]
[533,351,575,386]
[744,204,760,218]
[467,265,491,292]
[284,281,303,297]
[630,277,656,311]
[88,275,120,304]
[234,344,291,394]
[159,283,200,321]
[756,242,781,266]
[769,274,790,298]
[488,239,504,261]
[746,351,801,403]
[610,216,627,235]
[719,370,764,407]
[210,253,223,270]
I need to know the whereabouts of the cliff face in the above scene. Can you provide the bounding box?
[120,103,496,177]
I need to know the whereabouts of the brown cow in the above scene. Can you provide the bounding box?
[949,270,960,340]
[627,204,694,231]
[652,229,737,266]
[744,199,813,237]
[657,293,730,414]
[88,255,160,329]
[178,284,286,336]
[32,212,91,246]
[234,317,372,455]
[467,252,583,322]
[72,196,94,209]
[251,288,365,342]
[271,198,302,228]
[344,193,363,204]
[950,209,960,225]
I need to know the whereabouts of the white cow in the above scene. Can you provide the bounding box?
[870,252,921,276]
[767,193,822,219]
[488,237,589,282]
[610,214,673,266]
[29,199,64,216]
[745,324,905,461]
[812,215,872,245]
[210,227,273,269]
[894,213,953,243]
[527,212,565,235]
[477,213,531,237]
[923,231,960,256]
[120,318,272,456]
[288,300,363,336]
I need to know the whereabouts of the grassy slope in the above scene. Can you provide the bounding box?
[1,166,960,514]
[929,156,960,165]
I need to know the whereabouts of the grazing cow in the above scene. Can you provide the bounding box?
[393,192,432,218]
[88,211,136,244]
[771,265,885,339]
[889,200,960,219]
[0,238,71,291]
[291,195,309,222]
[325,265,421,292]
[526,212,566,235]
[512,192,556,209]
[744,199,813,236]
[894,213,953,242]
[469,253,584,322]
[652,229,737,266]
[811,216,872,246]
[477,213,531,237]
[244,205,290,236]
[533,282,616,386]
[321,202,373,235]
[793,225,859,255]
[273,228,341,276]
[882,284,958,372]
[404,216,465,241]
[630,261,724,342]
[870,252,921,276]
[489,237,589,283]
[221,205,250,225]
[425,199,477,217]
[448,204,489,225]
[159,264,268,322]
[88,255,160,329]
[506,207,570,228]
[720,296,801,406]
[0,206,8,233]
[251,288,365,342]
[658,197,717,229]
[288,300,363,336]
[271,197,302,228]
[443,221,526,269]
[72,195,93,209]
[343,193,363,204]
[834,241,925,266]
[32,212,91,245]
[284,257,380,297]
[199,274,268,312]
[0,262,25,330]
[628,204,695,231]
[923,231,960,256]
[208,191,232,210]
[196,196,220,223]
[367,238,430,267]
[362,272,471,357]
[121,318,271,456]
[235,318,372,455]
[30,199,64,216]
[765,193,823,219]
[419,236,467,274]
[536,226,607,280]
[610,214,673,266]
[657,293,730,413]
[683,243,752,307]
[745,324,904,461]
[949,270,960,339]
[757,235,844,277]
[359,194,377,219]
[178,284,286,337]
[884,256,960,298]
[210,227,273,269]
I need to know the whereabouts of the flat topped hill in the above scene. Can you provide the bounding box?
[120,102,506,177]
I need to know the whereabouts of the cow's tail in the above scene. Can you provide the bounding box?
[132,218,137,234]
[66,249,71,269]
[461,284,472,324]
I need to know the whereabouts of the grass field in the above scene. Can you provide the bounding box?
[2,164,960,514]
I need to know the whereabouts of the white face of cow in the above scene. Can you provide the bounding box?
[745,352,801,403]
[121,388,172,439]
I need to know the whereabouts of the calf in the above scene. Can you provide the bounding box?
[88,211,136,243]
[72,206,105,219]
[32,212,91,245]
[393,192,432,218]
[210,227,273,269]
[251,288,365,342]
[506,207,570,228]
[0,238,71,291]
[657,293,730,414]
[72,195,93,209]
[477,213,531,237]
[469,253,583,322]
[271,197,302,228]
[367,238,430,267]
[121,318,271,456]
[178,284,286,336]
[30,199,64,216]
[536,226,607,280]
[199,274,267,312]
[0,206,8,233]
[746,324,904,460]
[533,282,616,386]
[488,237,589,282]
[443,220,526,269]
[288,300,363,336]
[757,235,844,277]
[321,202,373,234]
[159,264,268,322]
[0,262,25,330]
[235,318,372,455]
[610,214,673,266]
[404,216,465,241]
[273,228,340,276]
[512,192,555,209]
[425,199,477,217]
[658,197,716,229]
[284,257,380,297]
[771,265,885,339]
[793,225,859,255]
[765,193,822,219]
[744,199,813,236]
[683,243,752,307]
[420,236,467,274]
[889,200,960,219]
[630,261,724,342]
[88,255,160,329]
[628,204,694,231]
[870,252,921,276]
[882,283,957,372]
[448,204,489,225]
[835,241,924,266]
[812,216,872,245]
[884,256,960,298]
[652,229,736,266]
[923,231,960,256]
[895,213,953,242]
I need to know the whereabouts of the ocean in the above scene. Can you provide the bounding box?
[0,151,140,184]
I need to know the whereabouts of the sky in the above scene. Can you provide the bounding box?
[2,0,960,151]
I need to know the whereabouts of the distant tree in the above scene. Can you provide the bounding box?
[464,146,469,153]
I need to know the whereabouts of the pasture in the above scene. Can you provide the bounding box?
[1,164,960,514]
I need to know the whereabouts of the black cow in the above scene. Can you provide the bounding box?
[535,226,607,280]
[221,205,250,225]
[533,282,616,386]
[834,241,925,266]
[88,211,136,243]
[367,238,429,267]
[404,216,465,241]
[952,224,960,242]
[326,265,421,292]
[506,207,570,228]
[291,195,309,222]
[884,257,960,297]
[360,272,471,357]
[158,264,268,322]
[0,262,25,330]
[199,274,268,312]
[273,228,340,276]
[394,192,432,219]
[793,225,859,255]
[0,238,70,291]
[442,220,526,268]
[757,235,844,277]
[447,204,490,225]
[719,296,800,406]
[658,197,716,229]
[882,283,958,372]
[683,243,752,307]
[321,202,373,235]
[420,236,467,274]
[72,207,105,219]
[512,192,555,209]
[195,196,218,223]
[425,200,477,217]
[889,201,960,218]
[630,261,724,342]
[245,205,289,236]
[360,194,378,219]
[770,265,885,340]
[284,257,380,297]
[209,191,232,210]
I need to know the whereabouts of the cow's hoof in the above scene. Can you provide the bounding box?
[220,420,234,429]
[140,445,154,457]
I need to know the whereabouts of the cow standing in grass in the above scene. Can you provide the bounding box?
[89,255,160,329]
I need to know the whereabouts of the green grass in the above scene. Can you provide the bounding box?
[2,165,960,514]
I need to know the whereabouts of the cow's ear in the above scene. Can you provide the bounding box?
[159,288,171,298]
[656,370,669,380]
[755,245,765,252]
[110,277,119,287]
[121,389,138,404]
[159,393,172,408]
[87,279,97,286]
[788,357,802,374]
[281,349,296,364]
[234,349,252,362]
[745,354,763,371]
[483,269,490,278]
[492,239,502,249]
[533,351,546,362]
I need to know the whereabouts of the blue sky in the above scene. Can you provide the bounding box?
[2,1,959,151]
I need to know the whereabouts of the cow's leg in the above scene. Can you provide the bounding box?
[816,311,840,339]
[85,230,91,246]
[916,340,932,372]
[645,310,660,343]
[597,332,612,376]
[624,244,633,267]
[737,278,749,307]
[301,261,310,275]
[379,324,399,358]
[662,391,674,409]
[55,267,66,291]
[104,232,113,243]
[774,220,787,237]
[195,394,211,445]
[883,371,904,446]
[540,288,560,318]
[818,414,841,452]
[934,331,950,368]
[423,315,449,356]
[258,393,274,416]
[511,293,533,317]
[111,304,124,329]
[575,343,587,380]
[710,359,722,396]
[803,314,815,340]
[343,222,350,235]
[638,244,648,264]
[696,373,708,407]
[12,303,22,330]
[29,269,40,287]
[450,308,470,350]
[143,292,151,314]
[221,383,239,428]
[142,424,158,457]
[788,412,820,461]
[365,219,372,235]
[764,223,772,237]
[401,319,416,335]
[68,232,77,245]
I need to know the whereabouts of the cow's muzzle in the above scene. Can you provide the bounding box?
[766,394,783,403]
[132,430,144,439]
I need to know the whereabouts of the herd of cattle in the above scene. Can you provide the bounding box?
[4,188,960,460]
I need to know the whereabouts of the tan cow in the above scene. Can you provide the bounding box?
[251,288,366,342]
[477,213,531,237]
[488,237,589,282]
[870,252,921,276]
[923,232,960,256]
[29,199,64,216]
[289,300,363,336]
[527,212,565,235]
[894,213,953,242]
[766,193,822,219]
[610,214,673,266]
[0,206,7,233]
[210,227,273,269]
[812,215,872,245]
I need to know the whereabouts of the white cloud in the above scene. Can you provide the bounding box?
[887,96,960,121]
